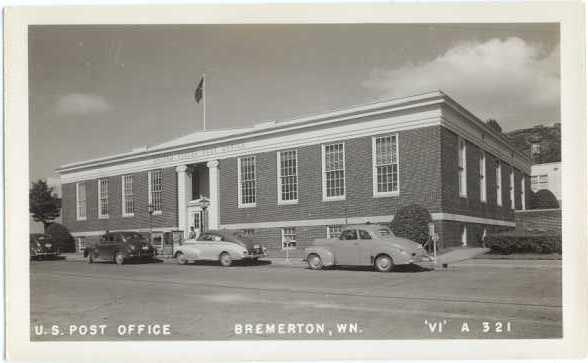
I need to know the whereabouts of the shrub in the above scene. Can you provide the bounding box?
[390,204,432,244]
[530,189,559,209]
[485,232,561,254]
[46,223,76,253]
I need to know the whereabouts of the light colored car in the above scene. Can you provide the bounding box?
[173,229,267,266]
[304,224,432,272]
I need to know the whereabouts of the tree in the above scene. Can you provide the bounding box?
[30,180,61,231]
[530,189,559,209]
[46,223,76,252]
[486,119,503,134]
[390,204,432,245]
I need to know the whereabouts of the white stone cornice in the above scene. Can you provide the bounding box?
[206,160,219,168]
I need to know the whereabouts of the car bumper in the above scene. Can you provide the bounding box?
[408,254,434,264]
[242,252,266,259]
[127,251,156,258]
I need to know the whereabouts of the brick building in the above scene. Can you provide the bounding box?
[57,91,532,255]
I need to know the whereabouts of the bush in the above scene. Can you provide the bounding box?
[46,223,76,253]
[390,204,432,244]
[530,189,559,209]
[485,232,561,254]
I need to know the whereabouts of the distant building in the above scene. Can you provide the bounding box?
[56,91,532,254]
[531,162,561,203]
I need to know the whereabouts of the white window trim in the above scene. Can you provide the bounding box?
[97,179,109,219]
[148,170,163,216]
[521,176,526,210]
[458,137,467,198]
[76,182,87,221]
[321,142,346,202]
[371,134,400,198]
[480,151,487,203]
[496,161,503,206]
[237,156,257,208]
[277,150,299,205]
[281,227,297,250]
[510,168,515,209]
[122,175,134,217]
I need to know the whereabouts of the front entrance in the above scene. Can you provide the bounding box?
[187,197,210,239]
[188,209,202,239]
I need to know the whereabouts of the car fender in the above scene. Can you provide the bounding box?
[176,245,200,259]
[221,244,246,260]
[375,246,411,265]
[304,246,335,266]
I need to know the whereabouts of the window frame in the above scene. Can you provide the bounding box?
[277,150,299,205]
[97,178,109,219]
[479,151,487,203]
[321,142,346,201]
[371,134,400,197]
[76,182,87,221]
[237,155,257,208]
[122,174,135,217]
[148,169,163,215]
[510,167,515,209]
[281,227,296,250]
[458,137,467,198]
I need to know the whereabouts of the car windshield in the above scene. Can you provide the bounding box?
[377,228,395,238]
[121,233,145,242]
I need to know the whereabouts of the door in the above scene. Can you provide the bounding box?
[188,210,202,239]
[334,229,360,265]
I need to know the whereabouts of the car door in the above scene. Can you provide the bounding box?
[357,229,375,265]
[194,233,217,260]
[97,235,115,259]
[334,229,360,265]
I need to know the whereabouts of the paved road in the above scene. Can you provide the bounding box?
[30,258,562,340]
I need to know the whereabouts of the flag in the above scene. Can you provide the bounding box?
[194,76,204,103]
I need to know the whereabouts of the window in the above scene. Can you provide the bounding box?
[531,143,541,154]
[277,150,298,204]
[372,135,399,196]
[322,143,345,200]
[496,161,502,206]
[358,230,372,239]
[461,225,468,247]
[98,178,109,218]
[510,168,515,209]
[340,229,357,240]
[281,227,296,249]
[458,137,467,197]
[122,175,134,217]
[326,225,342,239]
[521,176,526,210]
[76,182,87,220]
[148,169,163,214]
[479,152,487,202]
[238,156,256,207]
[77,237,87,253]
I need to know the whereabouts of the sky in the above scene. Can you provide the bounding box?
[29,23,560,181]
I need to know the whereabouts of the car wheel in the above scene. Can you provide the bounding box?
[307,254,323,270]
[219,252,232,267]
[175,252,187,265]
[114,252,125,265]
[374,254,394,272]
[88,253,94,264]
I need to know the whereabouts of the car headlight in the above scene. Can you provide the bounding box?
[253,244,260,249]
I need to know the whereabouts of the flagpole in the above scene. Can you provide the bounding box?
[202,74,206,131]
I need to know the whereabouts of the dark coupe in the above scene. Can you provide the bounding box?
[83,231,156,265]
[30,233,60,260]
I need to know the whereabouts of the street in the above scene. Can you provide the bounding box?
[30,258,562,340]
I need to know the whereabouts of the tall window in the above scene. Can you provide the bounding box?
[122,175,134,216]
[322,143,345,200]
[277,150,298,204]
[98,178,109,218]
[148,169,163,213]
[458,137,467,197]
[76,182,87,220]
[372,134,399,196]
[479,151,487,202]
[510,168,515,209]
[281,227,296,249]
[238,156,256,207]
[326,225,342,239]
[496,161,502,206]
[521,176,526,210]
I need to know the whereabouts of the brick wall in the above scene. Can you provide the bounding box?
[515,209,562,234]
[62,167,178,233]
[218,126,443,225]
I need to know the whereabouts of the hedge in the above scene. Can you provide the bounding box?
[390,204,432,245]
[46,222,76,253]
[485,233,561,254]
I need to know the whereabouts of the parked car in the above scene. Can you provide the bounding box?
[304,224,432,272]
[174,229,267,266]
[83,231,156,265]
[30,233,60,260]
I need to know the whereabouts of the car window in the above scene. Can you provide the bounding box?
[210,234,223,242]
[377,228,394,238]
[198,233,211,241]
[358,230,372,239]
[339,229,358,240]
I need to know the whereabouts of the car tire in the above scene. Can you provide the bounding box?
[374,254,394,272]
[114,252,125,265]
[219,252,232,267]
[307,254,323,270]
[175,252,188,265]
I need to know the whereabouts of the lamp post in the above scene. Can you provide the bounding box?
[199,197,210,233]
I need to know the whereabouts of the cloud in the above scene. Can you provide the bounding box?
[56,93,111,115]
[363,37,560,129]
